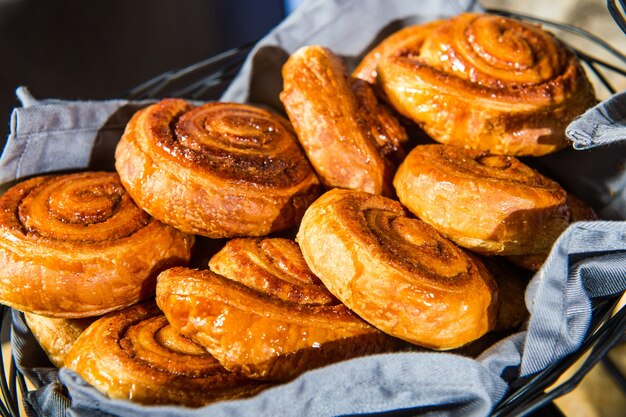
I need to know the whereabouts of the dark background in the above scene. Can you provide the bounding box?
[0,0,288,151]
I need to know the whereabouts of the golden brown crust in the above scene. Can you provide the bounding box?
[394,144,570,255]
[24,313,95,367]
[157,261,395,381]
[507,193,598,270]
[209,238,336,306]
[64,301,268,407]
[359,13,596,156]
[354,20,445,84]
[115,99,321,238]
[296,188,499,350]
[280,46,407,196]
[0,172,194,317]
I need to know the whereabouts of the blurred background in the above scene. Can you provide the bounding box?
[0,1,625,415]
[1,0,625,149]
[0,0,288,149]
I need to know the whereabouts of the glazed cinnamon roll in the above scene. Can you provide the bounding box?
[24,313,95,367]
[280,46,407,196]
[115,99,321,238]
[296,189,498,350]
[64,302,268,407]
[0,172,194,318]
[356,13,596,156]
[157,241,395,381]
[394,145,570,256]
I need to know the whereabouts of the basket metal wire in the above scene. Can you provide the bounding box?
[1,5,626,417]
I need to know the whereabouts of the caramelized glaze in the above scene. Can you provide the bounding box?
[115,99,321,238]
[158,246,395,381]
[64,302,268,406]
[0,172,194,317]
[394,144,570,255]
[280,46,407,195]
[355,13,596,156]
[297,189,498,350]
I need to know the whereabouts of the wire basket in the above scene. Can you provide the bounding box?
[1,3,626,417]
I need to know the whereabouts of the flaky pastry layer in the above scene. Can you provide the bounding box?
[394,145,570,255]
[115,99,321,238]
[297,189,498,350]
[64,302,268,407]
[281,46,407,195]
[0,172,194,317]
[356,13,596,156]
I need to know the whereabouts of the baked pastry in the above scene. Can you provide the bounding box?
[24,313,95,367]
[64,301,268,407]
[355,13,596,156]
[296,188,498,350]
[209,237,337,306]
[280,45,407,196]
[0,172,194,318]
[157,245,396,381]
[507,193,598,271]
[394,144,570,256]
[115,99,321,238]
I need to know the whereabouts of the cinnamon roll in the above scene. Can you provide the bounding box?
[157,243,395,381]
[280,46,407,196]
[394,145,570,256]
[115,99,321,238]
[357,13,596,156]
[296,189,498,350]
[24,313,95,367]
[64,302,268,407]
[0,172,194,318]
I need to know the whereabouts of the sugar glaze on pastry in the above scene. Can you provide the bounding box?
[157,239,395,381]
[356,13,596,156]
[281,46,407,195]
[297,189,498,350]
[0,172,194,317]
[115,99,321,238]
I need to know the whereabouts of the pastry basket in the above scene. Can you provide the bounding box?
[1,2,626,416]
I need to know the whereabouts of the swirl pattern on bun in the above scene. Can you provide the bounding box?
[64,302,268,407]
[115,99,321,238]
[394,144,570,256]
[297,189,498,350]
[0,172,194,317]
[356,13,596,156]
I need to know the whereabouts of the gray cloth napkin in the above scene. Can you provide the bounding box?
[3,0,626,416]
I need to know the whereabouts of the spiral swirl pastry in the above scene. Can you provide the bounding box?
[280,46,407,196]
[64,302,268,406]
[356,13,596,156]
[394,144,570,256]
[0,172,194,317]
[157,259,395,381]
[115,99,321,238]
[296,189,498,350]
